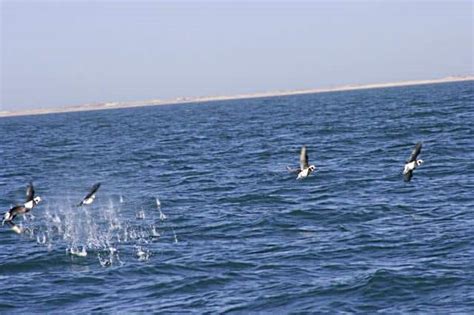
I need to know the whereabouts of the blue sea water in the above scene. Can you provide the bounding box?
[0,81,473,313]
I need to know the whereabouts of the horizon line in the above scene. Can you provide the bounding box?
[1,75,473,118]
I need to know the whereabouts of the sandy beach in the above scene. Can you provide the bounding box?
[1,75,472,118]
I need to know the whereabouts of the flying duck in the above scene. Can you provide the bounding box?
[287,145,316,179]
[77,183,101,206]
[403,142,423,182]
[2,182,42,227]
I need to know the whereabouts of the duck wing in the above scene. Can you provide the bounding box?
[299,146,309,170]
[77,183,101,206]
[286,166,301,174]
[407,142,422,163]
[84,183,101,200]
[404,170,413,182]
[25,182,35,202]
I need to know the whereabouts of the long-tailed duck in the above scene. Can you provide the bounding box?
[403,142,423,182]
[77,183,101,206]
[2,182,42,229]
[287,146,316,179]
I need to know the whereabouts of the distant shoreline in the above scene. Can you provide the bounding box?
[1,75,472,118]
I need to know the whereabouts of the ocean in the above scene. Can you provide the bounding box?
[0,81,473,313]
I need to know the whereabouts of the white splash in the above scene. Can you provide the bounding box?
[155,197,167,220]
[36,233,47,244]
[172,228,178,243]
[136,246,150,261]
[18,195,176,266]
[98,254,112,267]
[151,226,160,237]
[136,209,146,220]
[68,246,87,257]
[52,214,61,224]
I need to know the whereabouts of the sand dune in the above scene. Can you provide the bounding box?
[1,75,472,118]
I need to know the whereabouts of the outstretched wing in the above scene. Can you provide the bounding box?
[84,183,101,200]
[25,182,35,202]
[286,166,301,174]
[404,170,413,182]
[299,146,309,170]
[407,142,422,163]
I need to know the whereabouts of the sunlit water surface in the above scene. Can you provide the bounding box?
[1,81,473,312]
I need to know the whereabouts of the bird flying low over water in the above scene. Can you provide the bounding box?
[77,183,101,206]
[403,142,423,182]
[287,145,316,179]
[2,182,42,229]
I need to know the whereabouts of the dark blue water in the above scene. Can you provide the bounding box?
[1,81,473,313]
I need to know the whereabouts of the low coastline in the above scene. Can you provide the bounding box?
[1,75,472,118]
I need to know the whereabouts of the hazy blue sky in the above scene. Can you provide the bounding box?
[1,1,472,110]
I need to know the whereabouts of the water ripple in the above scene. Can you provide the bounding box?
[0,81,473,312]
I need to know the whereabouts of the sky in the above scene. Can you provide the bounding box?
[1,0,473,110]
